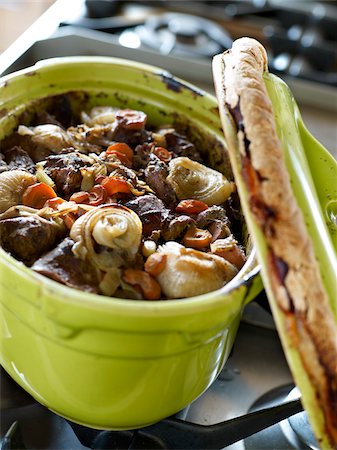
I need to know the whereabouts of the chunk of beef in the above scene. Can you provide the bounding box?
[158,129,202,161]
[32,238,99,293]
[208,220,231,242]
[44,152,89,197]
[125,194,171,236]
[196,206,231,242]
[112,123,151,148]
[144,158,176,207]
[196,206,229,227]
[161,215,195,241]
[0,215,64,265]
[4,146,35,173]
[133,143,153,170]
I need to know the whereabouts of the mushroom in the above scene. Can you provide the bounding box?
[81,106,118,126]
[0,170,36,213]
[167,157,234,206]
[18,124,73,153]
[70,204,142,271]
[153,241,238,298]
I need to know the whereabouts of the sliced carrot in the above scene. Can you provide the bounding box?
[70,191,90,204]
[182,227,212,249]
[101,176,132,195]
[107,142,134,160]
[22,183,57,209]
[107,150,132,167]
[122,269,161,300]
[144,253,167,277]
[95,174,106,185]
[44,197,65,209]
[88,185,108,206]
[115,109,147,130]
[63,213,76,229]
[211,240,246,269]
[176,199,209,214]
[153,146,172,163]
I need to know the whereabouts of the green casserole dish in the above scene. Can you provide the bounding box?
[0,57,260,429]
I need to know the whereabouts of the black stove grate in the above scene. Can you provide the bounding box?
[59,0,337,87]
[1,398,303,450]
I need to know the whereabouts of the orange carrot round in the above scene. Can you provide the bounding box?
[107,142,134,160]
[70,191,90,204]
[144,253,167,277]
[182,227,212,249]
[101,176,132,196]
[43,197,65,209]
[115,109,147,130]
[176,199,209,214]
[122,269,161,300]
[22,183,57,209]
[153,146,172,163]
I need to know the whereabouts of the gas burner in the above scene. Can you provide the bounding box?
[246,384,318,450]
[281,388,318,450]
[120,13,232,58]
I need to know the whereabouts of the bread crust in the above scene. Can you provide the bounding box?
[213,38,337,447]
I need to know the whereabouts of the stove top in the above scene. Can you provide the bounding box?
[0,303,317,450]
[0,0,336,113]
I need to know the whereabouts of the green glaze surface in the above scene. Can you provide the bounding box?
[264,73,337,318]
[0,57,261,429]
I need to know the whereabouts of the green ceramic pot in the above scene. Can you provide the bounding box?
[0,57,261,430]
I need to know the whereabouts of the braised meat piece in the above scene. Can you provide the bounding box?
[133,143,152,170]
[112,123,151,148]
[161,215,195,241]
[196,205,229,227]
[4,146,35,173]
[208,220,231,242]
[32,238,99,293]
[144,157,176,206]
[125,194,171,236]
[0,215,64,265]
[158,129,202,161]
[43,152,89,197]
[196,206,231,242]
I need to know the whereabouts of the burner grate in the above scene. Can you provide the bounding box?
[1,399,303,450]
[60,1,337,87]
